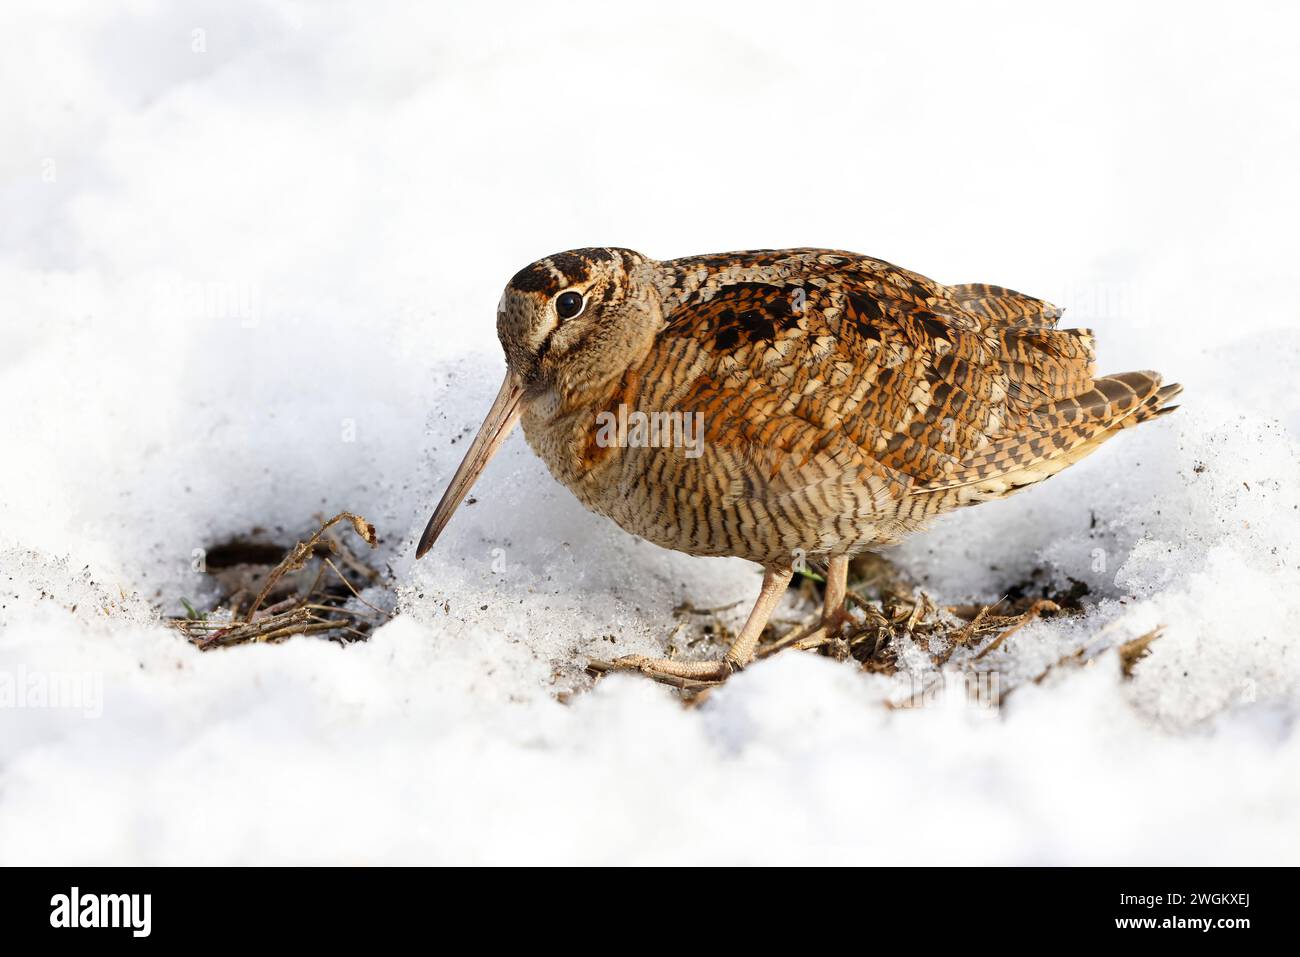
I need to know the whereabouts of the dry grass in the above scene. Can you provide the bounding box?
[168,521,1162,700]
[641,552,1119,702]
[751,554,1072,672]
[1118,626,1165,677]
[167,511,394,651]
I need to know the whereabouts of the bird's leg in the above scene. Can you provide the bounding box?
[779,556,853,653]
[821,556,850,629]
[590,566,794,686]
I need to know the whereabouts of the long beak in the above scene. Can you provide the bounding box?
[416,371,525,558]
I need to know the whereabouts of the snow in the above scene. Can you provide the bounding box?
[2,0,1299,864]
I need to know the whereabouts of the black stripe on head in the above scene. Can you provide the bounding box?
[509,262,560,295]
[509,248,607,296]
[509,247,635,297]
[548,252,593,286]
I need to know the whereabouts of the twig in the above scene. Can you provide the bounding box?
[1118,626,1165,677]
[974,600,1060,660]
[320,557,393,619]
[305,611,372,642]
[673,599,743,616]
[244,512,377,622]
[250,596,299,622]
[321,524,385,585]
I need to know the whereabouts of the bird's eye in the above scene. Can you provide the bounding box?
[555,291,585,320]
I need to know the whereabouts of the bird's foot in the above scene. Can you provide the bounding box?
[757,604,855,660]
[588,566,794,691]
[586,653,738,690]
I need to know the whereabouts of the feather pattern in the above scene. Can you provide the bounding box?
[514,248,1181,566]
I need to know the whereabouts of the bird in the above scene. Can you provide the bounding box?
[416,247,1181,685]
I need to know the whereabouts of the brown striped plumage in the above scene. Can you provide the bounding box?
[418,247,1181,684]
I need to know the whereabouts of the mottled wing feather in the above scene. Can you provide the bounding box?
[653,252,1015,487]
[948,282,1064,325]
[626,249,1179,553]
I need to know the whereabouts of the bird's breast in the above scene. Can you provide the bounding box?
[517,378,907,564]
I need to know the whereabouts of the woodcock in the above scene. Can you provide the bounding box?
[417,248,1180,684]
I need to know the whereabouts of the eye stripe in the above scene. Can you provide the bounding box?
[535,323,562,361]
[531,291,585,364]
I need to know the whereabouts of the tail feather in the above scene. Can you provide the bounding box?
[922,370,1181,503]
[1000,327,1097,411]
[916,279,1181,508]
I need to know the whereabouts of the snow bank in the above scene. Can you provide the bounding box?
[1,0,1298,864]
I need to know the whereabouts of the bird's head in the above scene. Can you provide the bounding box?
[416,247,663,558]
[496,247,662,393]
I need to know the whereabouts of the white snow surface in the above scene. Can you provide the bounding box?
[2,1,1299,864]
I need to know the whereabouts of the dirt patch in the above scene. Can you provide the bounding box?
[167,512,395,650]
